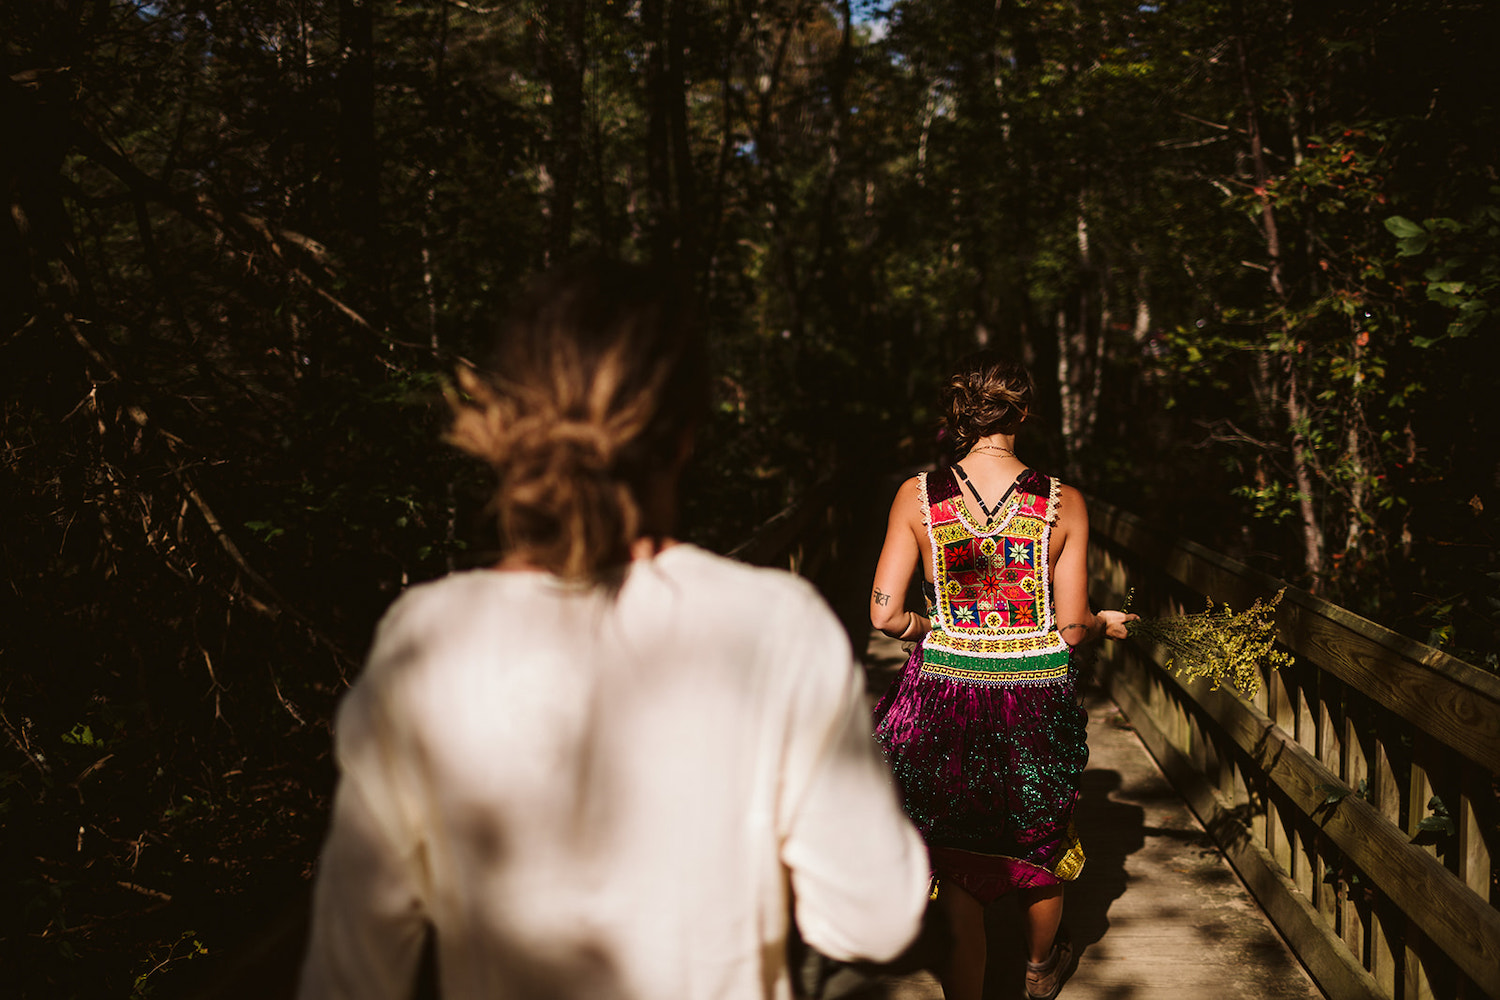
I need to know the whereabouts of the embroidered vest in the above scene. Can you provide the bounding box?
[919,467,1071,686]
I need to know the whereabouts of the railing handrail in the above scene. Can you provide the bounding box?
[1089,498,1500,772]
[725,474,838,568]
[1086,494,1500,1000]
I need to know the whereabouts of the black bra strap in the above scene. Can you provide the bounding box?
[952,464,1018,522]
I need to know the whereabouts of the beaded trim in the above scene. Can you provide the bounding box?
[917,467,932,534]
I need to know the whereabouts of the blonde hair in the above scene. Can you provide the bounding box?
[447,261,705,582]
[943,351,1035,450]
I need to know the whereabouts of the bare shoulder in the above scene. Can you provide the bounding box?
[1056,482,1087,509]
[1054,483,1089,529]
[890,474,924,512]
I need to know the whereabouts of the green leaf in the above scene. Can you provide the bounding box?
[1396,233,1430,257]
[1417,814,1455,835]
[1314,782,1351,805]
[1384,215,1426,239]
[61,723,101,747]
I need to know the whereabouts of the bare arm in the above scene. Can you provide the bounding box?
[870,477,931,641]
[1051,485,1135,646]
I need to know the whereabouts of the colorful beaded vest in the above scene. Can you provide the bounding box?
[919,466,1070,686]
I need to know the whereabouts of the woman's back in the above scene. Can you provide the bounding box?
[300,544,928,1000]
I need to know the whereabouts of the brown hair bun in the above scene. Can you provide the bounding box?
[943,350,1035,450]
[447,260,705,581]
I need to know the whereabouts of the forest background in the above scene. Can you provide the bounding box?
[3,0,1497,995]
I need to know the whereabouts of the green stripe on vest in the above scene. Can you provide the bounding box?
[922,646,1070,673]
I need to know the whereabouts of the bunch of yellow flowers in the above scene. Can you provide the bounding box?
[1125,588,1293,697]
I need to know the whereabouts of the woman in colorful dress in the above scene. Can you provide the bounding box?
[869,352,1134,1000]
[298,261,930,1000]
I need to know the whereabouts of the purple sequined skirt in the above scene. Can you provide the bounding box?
[873,643,1088,903]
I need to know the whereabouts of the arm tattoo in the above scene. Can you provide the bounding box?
[1058,622,1090,636]
[873,588,891,606]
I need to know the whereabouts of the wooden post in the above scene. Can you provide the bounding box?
[1370,892,1398,999]
[1316,676,1343,933]
[1405,734,1437,1000]
[1268,670,1296,875]
[1458,766,1492,901]
[1369,723,1401,997]
[1407,739,1436,859]
[1341,693,1368,968]
[1297,669,1317,754]
[1404,923,1435,1000]
[1292,670,1316,902]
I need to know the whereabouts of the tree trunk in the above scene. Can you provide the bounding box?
[543,0,587,262]
[667,0,698,265]
[703,0,746,296]
[1233,3,1324,588]
[641,0,676,261]
[337,0,378,251]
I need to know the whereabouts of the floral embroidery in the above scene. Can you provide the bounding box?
[919,467,1069,682]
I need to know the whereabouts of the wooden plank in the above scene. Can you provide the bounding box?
[1341,705,1367,969]
[1143,665,1500,997]
[1370,895,1398,998]
[1459,769,1492,900]
[1270,673,1295,875]
[1219,742,1238,810]
[1293,821,1316,923]
[1315,678,1341,933]
[1280,600,1500,775]
[1107,667,1383,1000]
[1405,923,1435,1000]
[1368,724,1401,996]
[1088,500,1500,772]
[1408,746,1436,863]
[1297,673,1317,754]
[726,475,836,566]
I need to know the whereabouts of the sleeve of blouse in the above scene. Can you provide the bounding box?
[298,632,429,1000]
[776,586,929,963]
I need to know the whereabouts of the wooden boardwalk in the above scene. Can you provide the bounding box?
[824,633,1326,1000]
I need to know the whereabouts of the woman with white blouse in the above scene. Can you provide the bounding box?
[297,261,929,1000]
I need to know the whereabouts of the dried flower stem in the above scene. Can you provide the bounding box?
[1124,588,1292,696]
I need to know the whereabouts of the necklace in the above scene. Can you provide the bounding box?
[969,444,1016,458]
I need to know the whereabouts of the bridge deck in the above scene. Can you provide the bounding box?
[834,632,1325,1000]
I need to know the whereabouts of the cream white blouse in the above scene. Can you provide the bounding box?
[297,544,929,1000]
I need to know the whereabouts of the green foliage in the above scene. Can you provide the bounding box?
[1415,795,1456,838]
[1386,198,1500,343]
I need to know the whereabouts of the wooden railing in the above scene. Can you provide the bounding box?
[1086,498,1500,1000]
[726,474,840,578]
